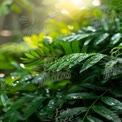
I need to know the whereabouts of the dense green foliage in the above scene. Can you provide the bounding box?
[1,1,122,122]
[101,0,122,19]
[0,18,122,122]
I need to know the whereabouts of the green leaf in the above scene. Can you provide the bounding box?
[81,46,88,53]
[65,93,97,99]
[71,41,80,53]
[110,33,121,45]
[87,115,103,122]
[61,42,72,54]
[4,96,32,118]
[95,33,109,45]
[41,46,50,54]
[6,111,24,122]
[48,54,73,71]
[49,53,94,71]
[5,76,21,85]
[80,54,105,73]
[67,53,92,68]
[0,93,10,107]
[103,60,118,81]
[110,88,122,97]
[92,105,121,121]
[30,50,40,57]
[56,107,87,119]
[25,53,35,59]
[75,118,83,122]
[56,53,89,70]
[21,83,37,91]
[84,39,92,46]
[63,34,90,42]
[101,96,122,110]
[40,98,65,118]
[23,96,46,119]
[81,83,107,91]
[101,19,109,31]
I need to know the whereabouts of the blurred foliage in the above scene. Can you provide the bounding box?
[0,0,33,16]
[44,7,103,38]
[101,0,122,20]
[0,0,104,73]
[0,0,104,36]
[0,0,13,16]
[23,33,46,48]
[0,42,30,70]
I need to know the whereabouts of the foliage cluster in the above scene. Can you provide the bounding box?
[0,18,122,122]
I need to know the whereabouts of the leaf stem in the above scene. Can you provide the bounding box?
[82,89,110,122]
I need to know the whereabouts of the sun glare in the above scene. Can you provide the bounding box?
[61,9,69,15]
[57,0,101,16]
[71,0,82,6]
[92,0,101,6]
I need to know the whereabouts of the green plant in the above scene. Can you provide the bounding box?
[0,18,122,122]
[101,0,122,19]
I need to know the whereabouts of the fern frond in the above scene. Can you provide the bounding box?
[48,53,105,73]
